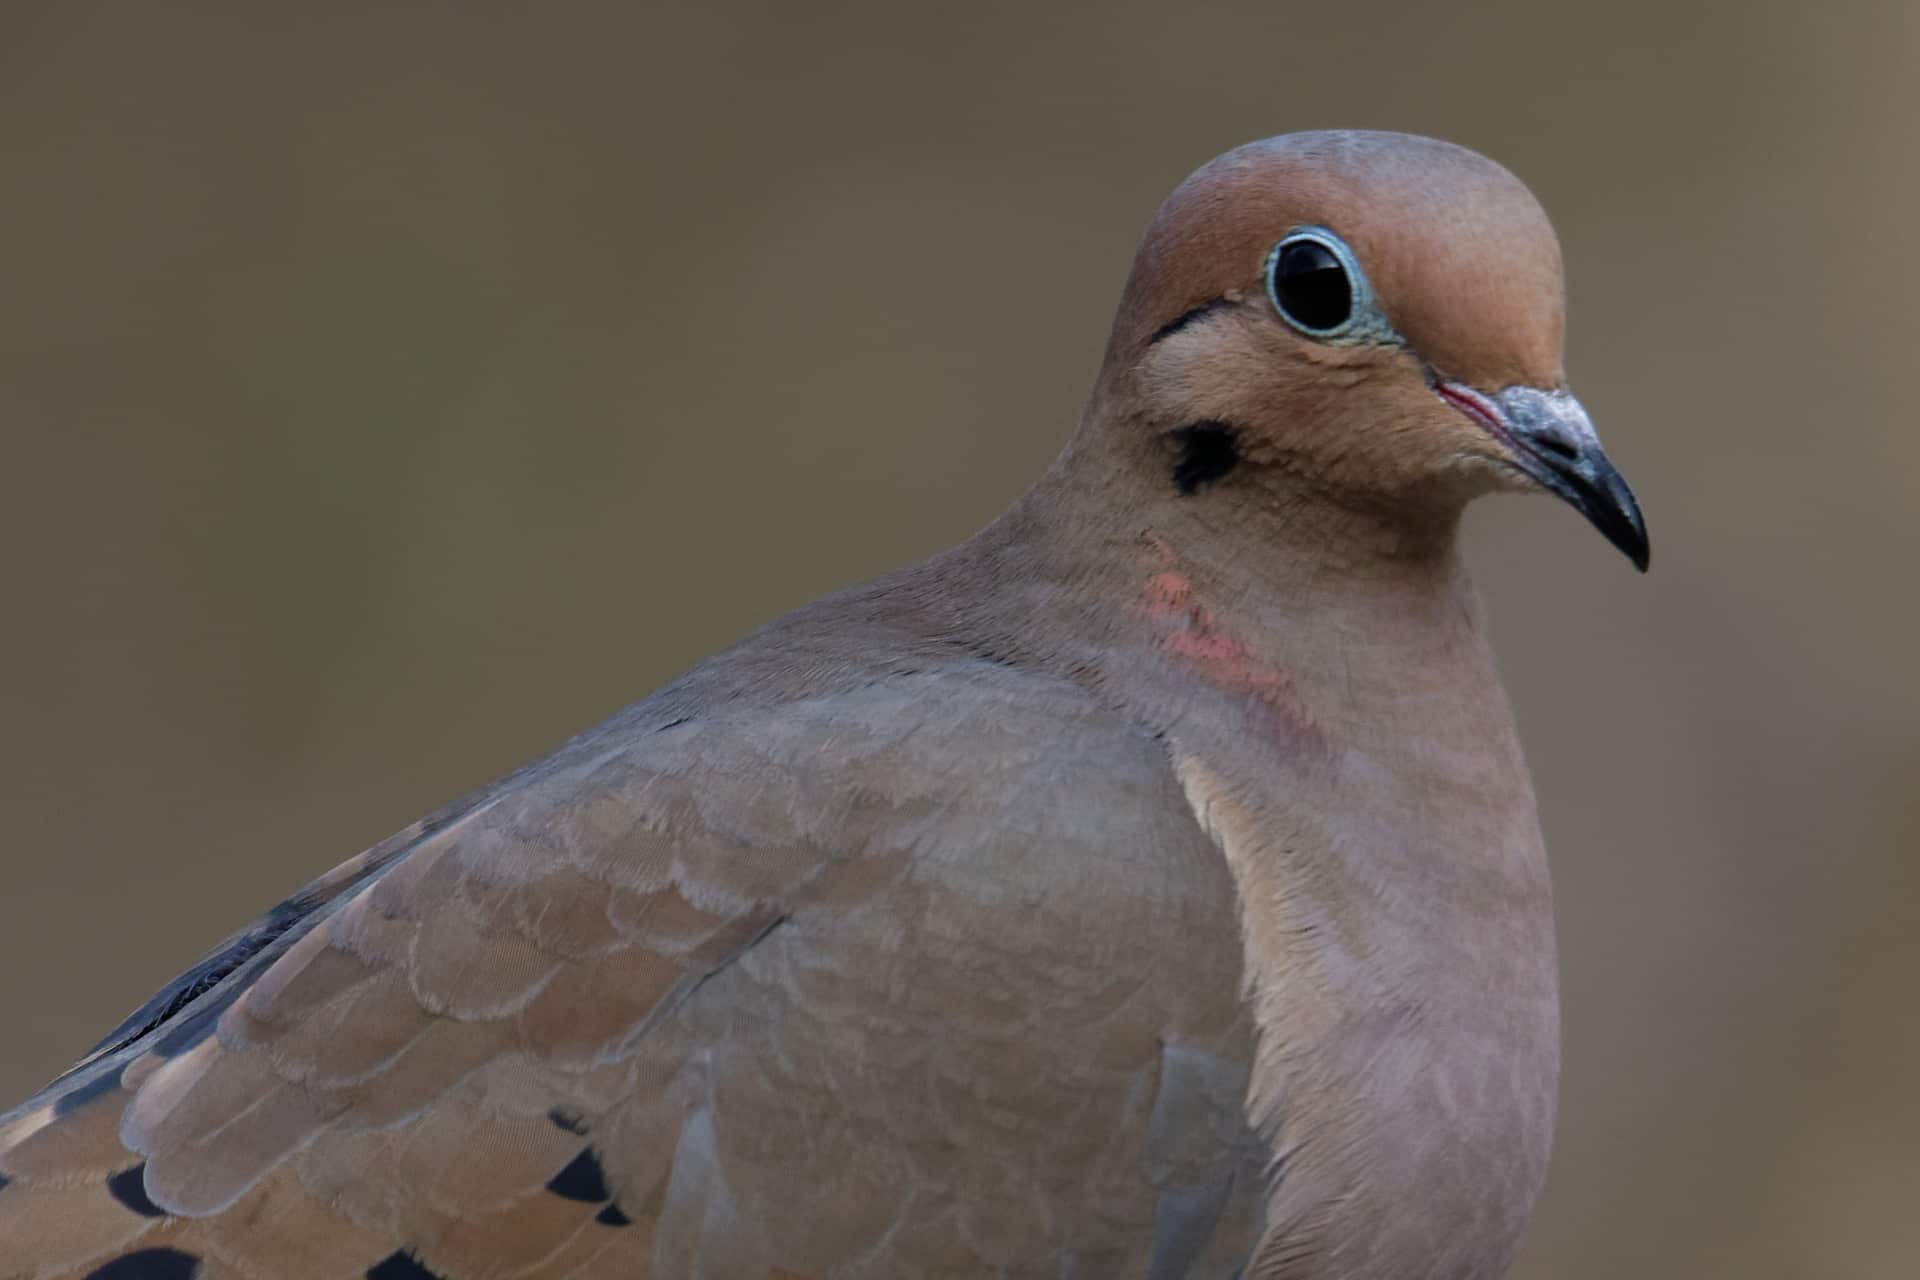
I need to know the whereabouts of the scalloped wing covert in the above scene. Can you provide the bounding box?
[0,669,1264,1279]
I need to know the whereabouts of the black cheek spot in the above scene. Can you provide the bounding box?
[546,1105,589,1135]
[107,1163,167,1218]
[0,1171,11,1193]
[546,1147,611,1202]
[54,1064,125,1118]
[596,1201,633,1227]
[366,1249,445,1280]
[83,1249,200,1280]
[1170,421,1242,495]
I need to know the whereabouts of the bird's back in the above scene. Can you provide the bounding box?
[0,587,1267,1278]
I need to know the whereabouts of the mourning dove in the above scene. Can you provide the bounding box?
[0,129,1645,1280]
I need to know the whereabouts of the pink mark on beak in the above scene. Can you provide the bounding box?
[1434,379,1523,456]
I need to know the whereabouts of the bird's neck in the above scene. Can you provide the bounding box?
[939,450,1551,917]
[943,441,1494,723]
[931,452,1559,1276]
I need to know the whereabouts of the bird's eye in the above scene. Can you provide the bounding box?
[1266,228,1372,339]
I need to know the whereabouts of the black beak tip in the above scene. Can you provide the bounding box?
[1625,533,1651,574]
[1586,485,1650,573]
[1456,382,1652,574]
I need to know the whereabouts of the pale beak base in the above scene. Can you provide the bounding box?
[1439,381,1650,571]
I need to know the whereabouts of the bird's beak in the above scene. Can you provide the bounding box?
[1437,382,1650,571]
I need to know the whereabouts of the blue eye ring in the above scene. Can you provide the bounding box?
[1264,226,1398,345]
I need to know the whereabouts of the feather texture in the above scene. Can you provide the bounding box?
[1,129,1630,1279]
[1,670,1263,1278]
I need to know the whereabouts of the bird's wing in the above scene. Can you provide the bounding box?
[0,667,1261,1280]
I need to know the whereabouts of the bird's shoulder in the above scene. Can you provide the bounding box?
[23,593,1207,1119]
[0,596,1257,1277]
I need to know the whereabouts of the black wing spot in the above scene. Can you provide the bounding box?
[595,1201,633,1227]
[53,1063,125,1118]
[1149,297,1235,345]
[0,1171,10,1193]
[546,1147,611,1203]
[1169,421,1242,495]
[106,1163,167,1218]
[367,1249,444,1280]
[83,1249,200,1280]
[547,1105,589,1135]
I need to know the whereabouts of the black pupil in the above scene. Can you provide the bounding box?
[1273,239,1352,332]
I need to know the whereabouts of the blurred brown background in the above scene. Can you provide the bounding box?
[1,2,1914,1275]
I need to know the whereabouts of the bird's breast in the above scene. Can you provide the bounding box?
[1171,746,1558,1279]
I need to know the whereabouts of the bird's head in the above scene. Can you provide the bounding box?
[1093,130,1647,571]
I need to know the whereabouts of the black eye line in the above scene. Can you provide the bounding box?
[1147,296,1236,346]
